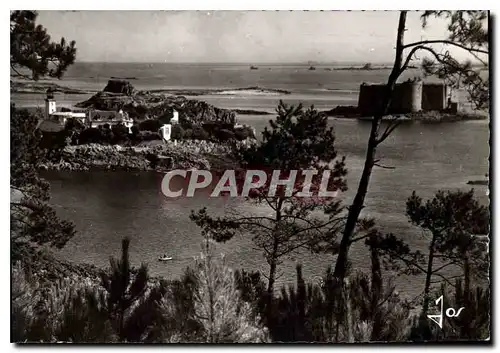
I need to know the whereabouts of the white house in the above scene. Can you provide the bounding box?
[44,93,87,125]
[43,92,134,133]
[88,109,134,133]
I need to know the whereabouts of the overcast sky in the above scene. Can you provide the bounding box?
[37,11,482,63]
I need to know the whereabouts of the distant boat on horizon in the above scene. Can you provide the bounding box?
[250,65,259,70]
[308,66,316,71]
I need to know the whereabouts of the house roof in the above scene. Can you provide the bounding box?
[89,110,132,121]
[50,112,73,116]
[50,112,86,117]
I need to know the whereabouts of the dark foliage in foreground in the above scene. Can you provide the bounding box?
[12,231,490,343]
[11,106,75,249]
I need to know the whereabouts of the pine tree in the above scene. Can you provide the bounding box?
[333,10,489,283]
[100,237,149,342]
[11,106,75,249]
[10,10,76,80]
[191,101,348,324]
[189,240,269,343]
[406,189,489,317]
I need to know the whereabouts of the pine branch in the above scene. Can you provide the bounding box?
[402,40,488,54]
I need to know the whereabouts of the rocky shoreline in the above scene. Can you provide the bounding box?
[39,140,246,173]
[322,105,489,122]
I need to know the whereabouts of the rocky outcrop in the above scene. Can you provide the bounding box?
[103,79,135,95]
[322,105,360,118]
[76,81,236,125]
[467,179,488,185]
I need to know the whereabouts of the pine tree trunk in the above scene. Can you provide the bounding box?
[464,253,471,297]
[461,252,471,338]
[266,198,284,321]
[267,241,278,301]
[369,234,383,341]
[207,249,215,343]
[333,11,408,281]
[296,265,306,341]
[422,235,437,316]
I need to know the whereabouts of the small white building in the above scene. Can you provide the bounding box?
[159,124,172,141]
[171,110,179,125]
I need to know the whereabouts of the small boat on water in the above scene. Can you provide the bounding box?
[158,255,173,262]
[308,66,316,71]
[250,65,259,70]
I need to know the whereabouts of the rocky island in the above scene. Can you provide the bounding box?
[76,79,237,125]
[38,80,257,173]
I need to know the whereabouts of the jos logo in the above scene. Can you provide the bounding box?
[427,295,465,329]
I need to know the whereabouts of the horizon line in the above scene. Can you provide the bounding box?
[74,60,396,65]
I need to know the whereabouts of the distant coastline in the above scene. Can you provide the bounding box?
[148,86,292,96]
[11,80,293,98]
[11,80,96,95]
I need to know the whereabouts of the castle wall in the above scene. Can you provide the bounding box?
[358,84,385,116]
[398,81,422,113]
[358,81,422,116]
[422,83,447,111]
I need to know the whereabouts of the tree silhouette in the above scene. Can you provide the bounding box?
[100,237,149,342]
[191,101,347,323]
[406,189,489,316]
[11,106,75,249]
[333,11,489,283]
[10,10,77,80]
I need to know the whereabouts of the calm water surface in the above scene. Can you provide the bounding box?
[14,63,489,298]
[42,118,489,298]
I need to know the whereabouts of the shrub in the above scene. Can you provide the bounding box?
[98,124,114,144]
[138,119,162,132]
[157,108,175,125]
[214,129,235,141]
[171,124,185,140]
[234,125,255,140]
[11,261,114,343]
[111,123,130,144]
[78,128,104,145]
[137,131,161,141]
[39,130,71,160]
[189,126,210,141]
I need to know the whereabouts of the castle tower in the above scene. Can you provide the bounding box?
[45,90,56,119]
